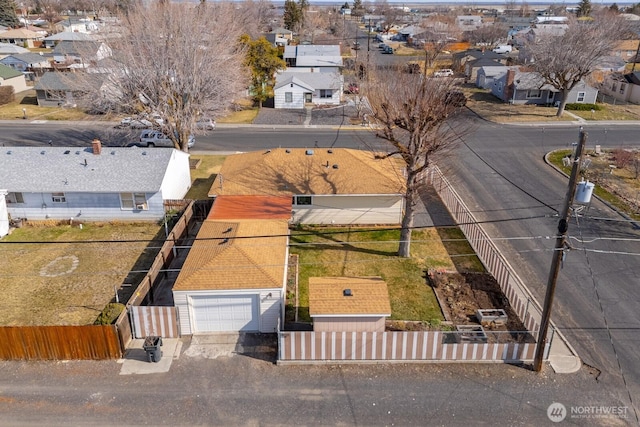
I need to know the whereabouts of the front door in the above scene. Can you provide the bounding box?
[304,93,312,103]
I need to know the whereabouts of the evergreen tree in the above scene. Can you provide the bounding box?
[577,0,592,17]
[239,34,286,107]
[609,3,619,13]
[0,0,20,28]
[352,0,364,17]
[283,0,301,31]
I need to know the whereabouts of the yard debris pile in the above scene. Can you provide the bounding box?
[429,271,528,333]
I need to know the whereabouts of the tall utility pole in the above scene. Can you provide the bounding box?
[533,128,587,372]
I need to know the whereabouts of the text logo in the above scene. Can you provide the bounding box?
[548,402,567,422]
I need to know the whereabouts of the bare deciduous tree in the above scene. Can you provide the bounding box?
[526,12,633,117]
[365,71,470,257]
[467,23,509,47]
[75,2,248,151]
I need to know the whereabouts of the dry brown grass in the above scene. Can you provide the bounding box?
[0,221,163,326]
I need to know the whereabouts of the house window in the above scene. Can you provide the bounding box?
[620,83,626,94]
[285,92,293,103]
[612,83,618,92]
[120,192,148,210]
[526,89,541,99]
[319,89,332,99]
[293,195,312,206]
[5,192,24,204]
[51,192,66,203]
[576,92,586,102]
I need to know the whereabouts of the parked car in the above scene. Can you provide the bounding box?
[492,45,513,54]
[346,82,359,94]
[195,118,216,130]
[444,91,467,108]
[382,45,394,54]
[136,130,195,149]
[118,113,163,129]
[434,69,454,77]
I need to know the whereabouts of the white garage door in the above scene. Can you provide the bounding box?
[191,295,259,332]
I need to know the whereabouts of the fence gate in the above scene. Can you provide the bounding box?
[129,306,179,338]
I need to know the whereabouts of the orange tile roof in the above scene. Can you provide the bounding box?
[208,148,405,197]
[208,195,292,220]
[172,219,289,291]
[308,277,391,316]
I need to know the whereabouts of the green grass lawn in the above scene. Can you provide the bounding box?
[184,155,227,199]
[289,226,457,323]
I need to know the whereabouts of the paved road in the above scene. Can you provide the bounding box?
[444,115,640,423]
[0,351,629,426]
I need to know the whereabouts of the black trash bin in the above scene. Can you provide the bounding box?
[143,336,163,363]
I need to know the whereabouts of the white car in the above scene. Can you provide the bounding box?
[136,130,195,149]
[195,118,216,130]
[434,69,454,77]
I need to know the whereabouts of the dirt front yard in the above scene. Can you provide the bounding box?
[0,221,163,326]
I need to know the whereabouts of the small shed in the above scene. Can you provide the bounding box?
[309,277,391,333]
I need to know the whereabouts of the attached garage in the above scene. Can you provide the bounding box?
[191,295,259,333]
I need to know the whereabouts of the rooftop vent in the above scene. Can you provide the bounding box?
[223,227,233,234]
[64,150,70,154]
[265,149,271,154]
[327,149,333,154]
[40,150,45,155]
[343,289,353,297]
[6,150,11,155]
[305,149,314,156]
[285,149,291,153]
[220,238,230,245]
[332,164,339,169]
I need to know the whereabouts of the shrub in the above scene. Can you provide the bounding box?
[94,302,125,325]
[0,86,15,105]
[565,103,602,111]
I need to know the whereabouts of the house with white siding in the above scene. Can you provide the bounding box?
[0,52,50,72]
[283,44,343,72]
[172,195,291,334]
[1,141,191,221]
[208,148,406,225]
[273,71,343,109]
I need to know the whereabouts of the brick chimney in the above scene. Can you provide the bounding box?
[92,139,102,155]
[505,69,516,103]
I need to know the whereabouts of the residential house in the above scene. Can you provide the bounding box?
[0,52,51,73]
[273,71,342,108]
[52,40,111,67]
[611,40,640,63]
[0,28,44,48]
[43,31,95,48]
[492,69,598,105]
[0,42,29,59]
[476,65,517,89]
[452,49,507,73]
[55,17,99,34]
[0,190,8,238]
[600,72,640,104]
[208,148,406,225]
[1,141,192,221]
[456,15,483,30]
[265,27,293,46]
[283,45,343,73]
[309,277,391,333]
[0,64,28,93]
[172,195,291,334]
[34,71,85,106]
[465,57,506,83]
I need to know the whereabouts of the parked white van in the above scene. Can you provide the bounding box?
[492,45,513,54]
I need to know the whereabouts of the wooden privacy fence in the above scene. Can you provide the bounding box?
[427,166,552,351]
[278,331,535,363]
[0,325,121,360]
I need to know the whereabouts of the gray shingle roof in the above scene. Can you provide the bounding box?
[3,52,49,65]
[44,31,95,42]
[0,146,183,193]
[275,71,342,90]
